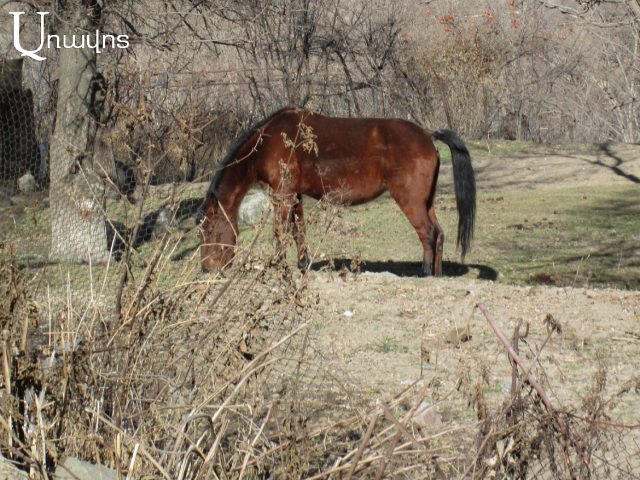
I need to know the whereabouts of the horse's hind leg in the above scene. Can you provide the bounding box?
[428,204,444,276]
[292,194,310,269]
[389,190,436,277]
[414,213,438,277]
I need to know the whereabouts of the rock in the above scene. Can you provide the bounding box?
[445,325,472,346]
[411,401,443,430]
[79,198,97,214]
[501,380,513,394]
[152,207,170,238]
[238,192,272,226]
[17,172,37,193]
[55,457,117,480]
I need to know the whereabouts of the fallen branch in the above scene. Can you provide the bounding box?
[477,304,556,415]
[476,303,588,475]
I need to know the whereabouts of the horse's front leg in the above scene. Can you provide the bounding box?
[272,193,295,266]
[292,194,310,269]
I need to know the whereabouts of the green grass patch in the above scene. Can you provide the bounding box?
[238,183,639,289]
[2,146,638,291]
[436,139,597,164]
[466,140,598,158]
[375,336,404,353]
[0,188,205,303]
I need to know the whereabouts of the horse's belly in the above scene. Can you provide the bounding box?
[301,158,386,205]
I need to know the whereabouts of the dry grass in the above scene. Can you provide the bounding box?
[1,189,639,478]
[0,189,448,478]
[1,126,639,477]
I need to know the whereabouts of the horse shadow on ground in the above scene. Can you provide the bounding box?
[310,258,498,280]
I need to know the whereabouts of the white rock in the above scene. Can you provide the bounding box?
[55,457,117,480]
[238,192,272,226]
[152,207,170,238]
[411,401,443,430]
[80,198,95,213]
[17,172,37,193]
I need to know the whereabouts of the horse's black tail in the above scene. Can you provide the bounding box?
[433,129,476,261]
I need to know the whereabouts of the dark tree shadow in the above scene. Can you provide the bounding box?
[14,198,203,269]
[470,143,640,191]
[310,258,498,280]
[105,197,202,259]
[568,143,640,184]
[556,195,640,289]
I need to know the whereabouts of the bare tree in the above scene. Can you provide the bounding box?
[211,0,402,119]
[48,1,109,263]
[538,0,640,141]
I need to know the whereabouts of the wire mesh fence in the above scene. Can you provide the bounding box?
[0,59,41,193]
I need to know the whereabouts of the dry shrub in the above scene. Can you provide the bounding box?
[2,199,640,478]
[3,178,640,478]
[95,66,242,189]
[398,17,509,138]
[456,306,640,479]
[0,190,449,479]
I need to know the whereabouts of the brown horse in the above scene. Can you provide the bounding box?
[198,107,475,276]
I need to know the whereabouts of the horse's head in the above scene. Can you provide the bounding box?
[197,196,237,272]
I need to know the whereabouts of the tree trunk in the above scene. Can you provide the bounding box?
[49,2,109,264]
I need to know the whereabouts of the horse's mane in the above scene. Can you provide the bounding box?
[206,107,296,199]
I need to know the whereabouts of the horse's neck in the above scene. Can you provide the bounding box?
[216,127,269,216]
[217,160,255,217]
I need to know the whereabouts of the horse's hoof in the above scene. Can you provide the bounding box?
[297,256,310,270]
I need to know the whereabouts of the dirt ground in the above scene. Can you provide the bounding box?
[442,142,640,191]
[302,143,640,425]
[307,273,639,413]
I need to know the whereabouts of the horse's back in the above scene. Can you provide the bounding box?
[260,110,439,204]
